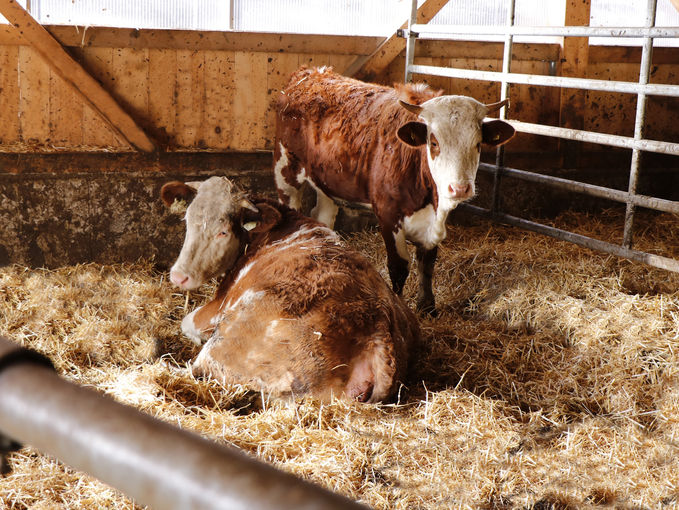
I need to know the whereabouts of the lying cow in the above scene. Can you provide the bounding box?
[274,67,515,314]
[160,176,418,403]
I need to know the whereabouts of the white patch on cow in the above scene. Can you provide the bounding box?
[181,308,205,346]
[271,224,339,250]
[403,203,448,250]
[393,227,409,261]
[308,183,339,228]
[232,260,256,287]
[274,142,302,209]
[225,289,265,312]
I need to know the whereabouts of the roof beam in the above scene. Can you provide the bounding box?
[0,0,155,152]
[344,0,449,81]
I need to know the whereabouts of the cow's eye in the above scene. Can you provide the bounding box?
[216,230,229,238]
[430,138,438,148]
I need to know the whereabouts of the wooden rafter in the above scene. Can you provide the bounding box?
[0,0,155,152]
[344,0,449,81]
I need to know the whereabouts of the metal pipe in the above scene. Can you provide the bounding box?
[478,163,679,214]
[491,0,515,215]
[458,204,679,273]
[410,23,679,38]
[0,336,367,510]
[404,0,419,83]
[504,119,679,156]
[408,64,679,97]
[623,0,657,248]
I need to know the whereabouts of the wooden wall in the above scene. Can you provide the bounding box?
[0,25,678,155]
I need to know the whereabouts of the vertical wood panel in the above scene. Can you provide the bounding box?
[204,50,235,149]
[232,51,268,150]
[148,48,178,147]
[112,48,150,121]
[49,68,83,145]
[18,46,50,143]
[80,47,127,148]
[0,45,20,144]
[265,53,299,149]
[175,49,205,148]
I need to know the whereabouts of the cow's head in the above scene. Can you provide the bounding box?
[397,96,515,209]
[161,176,258,290]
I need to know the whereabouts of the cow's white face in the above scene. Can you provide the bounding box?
[168,177,252,290]
[397,95,514,212]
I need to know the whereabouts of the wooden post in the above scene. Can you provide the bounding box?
[0,0,155,152]
[344,0,449,82]
[559,0,591,168]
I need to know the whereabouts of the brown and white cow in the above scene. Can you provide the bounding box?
[274,67,515,314]
[161,176,418,403]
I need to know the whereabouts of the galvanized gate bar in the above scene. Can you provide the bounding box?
[478,163,679,214]
[459,203,679,273]
[504,119,679,156]
[408,64,679,97]
[404,0,679,272]
[410,24,679,38]
[623,0,658,248]
[0,336,367,510]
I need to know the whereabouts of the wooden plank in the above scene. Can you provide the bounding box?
[265,52,299,149]
[49,64,83,145]
[112,47,149,121]
[18,46,50,143]
[559,0,591,166]
[175,49,205,148]
[0,0,155,151]
[0,25,383,54]
[0,44,20,144]
[148,48,177,147]
[232,51,268,150]
[80,47,127,148]
[345,0,449,81]
[203,50,235,149]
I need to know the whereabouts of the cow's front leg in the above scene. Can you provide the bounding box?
[381,227,409,295]
[416,245,438,316]
[180,297,223,346]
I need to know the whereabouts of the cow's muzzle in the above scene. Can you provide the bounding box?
[448,183,473,199]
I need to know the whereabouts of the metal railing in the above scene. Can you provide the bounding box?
[0,336,367,510]
[403,0,679,272]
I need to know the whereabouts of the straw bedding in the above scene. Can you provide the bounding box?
[1,208,678,509]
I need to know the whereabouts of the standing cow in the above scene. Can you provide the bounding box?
[161,176,418,403]
[274,67,515,314]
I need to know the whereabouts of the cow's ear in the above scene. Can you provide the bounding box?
[482,120,515,147]
[160,181,199,208]
[241,202,282,234]
[397,121,428,147]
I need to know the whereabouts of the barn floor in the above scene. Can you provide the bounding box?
[1,208,678,509]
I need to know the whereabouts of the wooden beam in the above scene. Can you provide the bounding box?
[0,24,382,55]
[559,0,591,167]
[0,0,155,152]
[344,0,449,81]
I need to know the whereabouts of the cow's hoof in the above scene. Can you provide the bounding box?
[416,301,438,317]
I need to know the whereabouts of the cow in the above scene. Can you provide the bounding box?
[160,176,418,403]
[273,67,515,314]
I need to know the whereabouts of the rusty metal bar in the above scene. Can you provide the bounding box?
[0,336,367,510]
[459,203,679,273]
[623,0,657,249]
[478,163,679,214]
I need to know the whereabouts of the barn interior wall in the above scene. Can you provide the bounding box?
[1,26,678,267]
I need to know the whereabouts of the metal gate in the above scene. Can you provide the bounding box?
[401,0,679,272]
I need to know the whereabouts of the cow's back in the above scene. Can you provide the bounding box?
[192,217,418,402]
[275,67,438,205]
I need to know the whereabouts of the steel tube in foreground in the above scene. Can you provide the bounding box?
[0,336,366,510]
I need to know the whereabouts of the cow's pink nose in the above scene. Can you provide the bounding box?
[449,183,472,198]
[170,269,191,288]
